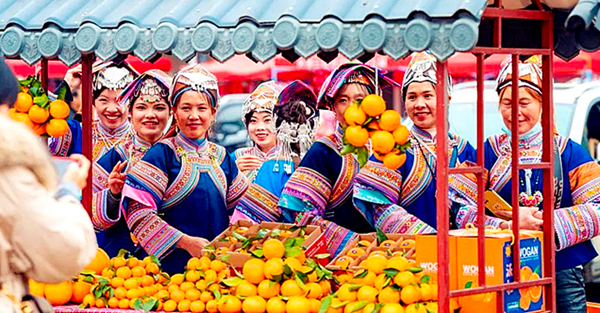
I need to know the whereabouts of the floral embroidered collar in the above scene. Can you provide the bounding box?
[251,144,280,160]
[500,124,543,150]
[332,122,344,149]
[96,119,132,138]
[175,133,208,153]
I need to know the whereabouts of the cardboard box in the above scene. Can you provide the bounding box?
[415,234,458,290]
[452,229,545,313]
[204,221,327,268]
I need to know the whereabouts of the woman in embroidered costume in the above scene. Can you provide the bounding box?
[233,80,320,224]
[91,70,172,257]
[353,52,477,234]
[121,64,248,274]
[279,64,398,256]
[233,81,283,182]
[455,56,600,313]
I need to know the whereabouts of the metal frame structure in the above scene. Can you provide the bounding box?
[19,0,561,312]
[436,1,556,312]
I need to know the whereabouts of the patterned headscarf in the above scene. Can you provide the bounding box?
[274,80,319,160]
[92,61,138,99]
[170,64,220,110]
[117,69,172,109]
[317,63,399,110]
[495,55,543,95]
[402,52,452,100]
[242,81,283,126]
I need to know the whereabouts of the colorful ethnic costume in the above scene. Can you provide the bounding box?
[279,64,398,256]
[122,65,248,274]
[92,70,171,257]
[234,81,319,224]
[455,57,600,312]
[354,52,475,233]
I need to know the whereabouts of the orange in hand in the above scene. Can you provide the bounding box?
[379,110,401,132]
[345,126,369,148]
[46,118,69,137]
[371,131,396,154]
[344,103,367,126]
[361,94,386,117]
[28,105,49,124]
[49,99,70,119]
[14,92,33,113]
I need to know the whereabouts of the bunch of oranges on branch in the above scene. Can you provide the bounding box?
[342,95,410,170]
[9,76,70,137]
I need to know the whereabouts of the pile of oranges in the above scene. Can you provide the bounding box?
[343,94,410,170]
[328,253,440,313]
[9,76,70,137]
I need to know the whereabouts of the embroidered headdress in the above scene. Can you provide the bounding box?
[92,61,138,99]
[117,69,171,108]
[495,55,543,95]
[274,80,319,161]
[317,63,399,110]
[402,52,452,99]
[242,81,283,126]
[170,64,220,110]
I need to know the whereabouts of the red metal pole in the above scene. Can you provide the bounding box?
[435,61,450,313]
[40,58,48,92]
[510,54,521,285]
[476,54,487,288]
[81,54,94,217]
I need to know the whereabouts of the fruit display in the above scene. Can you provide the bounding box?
[9,76,70,137]
[204,221,329,267]
[341,94,411,169]
[328,233,416,272]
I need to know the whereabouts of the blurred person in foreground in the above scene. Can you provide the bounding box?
[0,56,97,312]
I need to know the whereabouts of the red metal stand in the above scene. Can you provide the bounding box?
[81,54,94,217]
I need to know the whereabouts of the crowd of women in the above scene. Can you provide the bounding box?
[39,52,600,312]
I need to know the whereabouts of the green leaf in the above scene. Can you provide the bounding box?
[83,276,95,284]
[204,245,216,251]
[242,237,256,250]
[283,265,293,277]
[295,274,307,290]
[349,284,363,292]
[376,228,388,245]
[56,84,68,101]
[314,253,331,260]
[351,301,369,312]
[269,280,278,288]
[465,281,473,289]
[285,246,302,258]
[408,267,423,274]
[382,277,391,289]
[332,300,350,309]
[98,277,109,285]
[383,268,400,279]
[222,277,243,287]
[353,269,368,279]
[319,296,333,313]
[534,265,540,275]
[212,289,222,300]
[150,255,162,268]
[357,148,368,167]
[20,77,33,86]
[420,275,431,284]
[133,298,143,310]
[251,249,264,258]
[372,303,385,313]
[257,229,269,238]
[270,229,282,238]
[92,286,103,299]
[219,254,231,263]
[33,94,49,107]
[117,249,130,258]
[142,298,159,313]
[363,117,373,127]
[232,231,247,242]
[341,144,356,156]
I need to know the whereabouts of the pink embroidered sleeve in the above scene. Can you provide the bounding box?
[454,204,504,229]
[296,212,356,257]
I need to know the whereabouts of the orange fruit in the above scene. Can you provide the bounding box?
[334,256,354,269]
[107,297,119,309]
[126,287,142,299]
[201,290,214,302]
[400,285,422,304]
[263,239,285,260]
[309,299,321,313]
[352,270,377,286]
[383,151,406,170]
[264,258,284,280]
[33,123,46,136]
[116,266,132,280]
[319,280,332,296]
[286,296,311,313]
[118,298,130,309]
[363,303,376,313]
[206,299,219,313]
[28,105,49,124]
[163,299,178,312]
[379,110,401,132]
[111,277,125,288]
[528,272,542,302]
[143,285,157,296]
[345,125,369,147]
[366,120,381,135]
[284,258,302,271]
[8,108,17,119]
[124,277,139,290]
[171,273,185,285]
[71,281,92,304]
[258,280,280,299]
[44,281,73,305]
[185,288,201,301]
[236,280,258,297]
[114,286,127,300]
[28,280,45,297]
[346,247,366,258]
[156,289,170,300]
[210,259,227,272]
[126,257,139,268]
[178,299,192,312]
[381,303,405,313]
[371,130,396,154]
[46,118,69,137]
[393,124,410,145]
[95,298,106,308]
[12,112,34,129]
[82,294,95,308]
[344,301,366,313]
[357,285,378,303]
[520,293,531,310]
[378,287,400,304]
[199,256,212,271]
[218,295,242,313]
[112,256,127,268]
[394,271,415,288]
[191,300,206,312]
[170,289,186,303]
[520,266,533,281]
[243,295,267,313]
[337,284,357,302]
[244,258,266,284]
[14,92,33,113]
[187,257,201,270]
[361,94,386,117]
[131,266,146,277]
[49,99,70,119]
[180,281,195,292]
[387,256,409,272]
[344,103,367,126]
[146,262,160,275]
[364,255,388,275]
[266,297,287,313]
[141,275,155,287]
[281,279,303,297]
[420,283,434,301]
[305,282,323,299]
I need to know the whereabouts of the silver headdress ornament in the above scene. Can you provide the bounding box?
[134,78,169,99]
[93,66,135,92]
[170,64,220,110]
[242,81,283,124]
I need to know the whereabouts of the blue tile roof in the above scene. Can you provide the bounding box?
[0,0,487,65]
